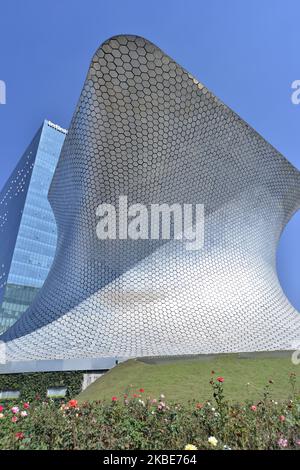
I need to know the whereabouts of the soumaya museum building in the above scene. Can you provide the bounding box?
[0,35,300,373]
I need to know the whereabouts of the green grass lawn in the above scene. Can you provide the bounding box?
[78,353,299,404]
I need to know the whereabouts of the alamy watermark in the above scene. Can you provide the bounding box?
[0,80,6,105]
[291,340,300,365]
[0,341,6,364]
[291,80,300,105]
[96,196,205,251]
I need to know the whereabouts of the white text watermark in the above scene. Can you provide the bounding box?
[0,80,6,105]
[291,80,300,105]
[0,341,6,364]
[291,340,300,365]
[96,196,205,251]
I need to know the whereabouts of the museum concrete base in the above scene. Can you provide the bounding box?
[0,350,296,374]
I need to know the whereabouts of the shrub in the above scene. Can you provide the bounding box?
[0,373,299,450]
[0,371,83,401]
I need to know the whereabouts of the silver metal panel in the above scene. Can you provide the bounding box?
[1,35,300,362]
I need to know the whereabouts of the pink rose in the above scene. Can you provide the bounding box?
[278,438,288,448]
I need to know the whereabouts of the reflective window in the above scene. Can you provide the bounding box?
[0,121,67,333]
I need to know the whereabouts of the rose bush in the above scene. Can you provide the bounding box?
[0,375,299,450]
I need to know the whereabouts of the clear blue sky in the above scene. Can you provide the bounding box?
[0,0,299,309]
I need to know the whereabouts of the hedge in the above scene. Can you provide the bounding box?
[0,371,83,401]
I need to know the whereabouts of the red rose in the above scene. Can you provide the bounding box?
[133,393,138,398]
[23,402,30,409]
[111,396,118,402]
[0,405,4,412]
[217,377,224,383]
[15,432,25,440]
[68,399,78,408]
[139,388,145,393]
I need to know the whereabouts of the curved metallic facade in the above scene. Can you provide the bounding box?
[2,35,300,361]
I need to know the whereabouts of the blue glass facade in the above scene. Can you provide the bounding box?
[0,120,67,333]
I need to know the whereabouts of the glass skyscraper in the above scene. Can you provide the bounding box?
[0,120,67,333]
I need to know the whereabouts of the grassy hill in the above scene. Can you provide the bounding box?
[78,352,299,404]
